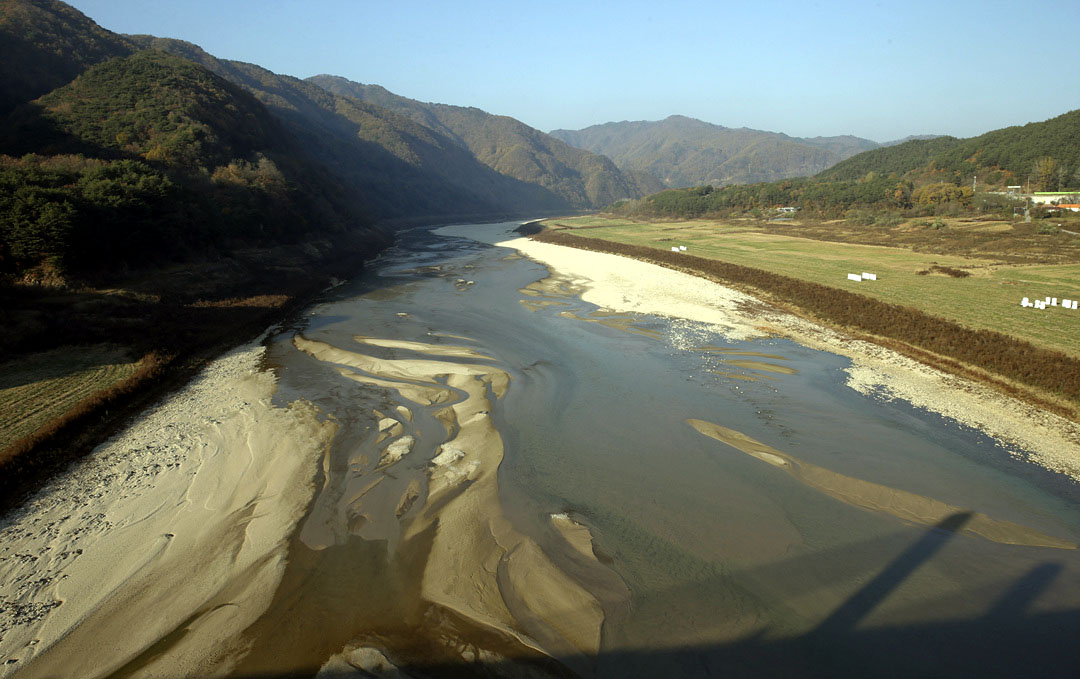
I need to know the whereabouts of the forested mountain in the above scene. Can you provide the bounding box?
[305,74,664,207]
[0,0,133,116]
[126,36,580,220]
[1,0,662,285]
[548,115,880,187]
[821,109,1080,189]
[0,48,372,276]
[615,110,1080,220]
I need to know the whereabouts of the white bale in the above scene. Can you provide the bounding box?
[1045,297,1052,305]
[847,273,862,282]
[1022,297,1030,305]
[1064,299,1072,308]
[680,245,687,251]
[671,246,679,252]
[861,272,877,280]
[1074,300,1079,310]
[1052,298,1058,306]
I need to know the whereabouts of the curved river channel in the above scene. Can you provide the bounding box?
[237,222,1080,677]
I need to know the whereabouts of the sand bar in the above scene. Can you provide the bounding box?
[687,418,1076,550]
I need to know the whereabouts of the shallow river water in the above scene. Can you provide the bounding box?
[244,222,1080,677]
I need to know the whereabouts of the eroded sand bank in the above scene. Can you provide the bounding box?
[436,222,1080,482]
[0,341,335,678]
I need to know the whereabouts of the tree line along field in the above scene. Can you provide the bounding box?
[541,216,1080,360]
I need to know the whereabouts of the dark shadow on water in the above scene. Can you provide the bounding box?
[812,511,973,638]
[231,512,1080,678]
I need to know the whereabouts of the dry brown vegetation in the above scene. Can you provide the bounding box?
[917,265,971,278]
[759,214,1080,264]
[531,229,1080,416]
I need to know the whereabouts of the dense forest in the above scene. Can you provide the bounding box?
[616,110,1080,220]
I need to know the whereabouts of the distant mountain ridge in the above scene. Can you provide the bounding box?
[305,74,663,208]
[549,115,885,188]
[610,109,1080,224]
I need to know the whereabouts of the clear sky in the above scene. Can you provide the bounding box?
[65,0,1079,142]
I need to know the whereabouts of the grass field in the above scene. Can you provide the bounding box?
[545,216,1080,357]
[0,345,141,451]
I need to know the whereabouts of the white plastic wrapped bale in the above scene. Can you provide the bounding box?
[861,272,877,280]
[1021,297,1030,307]
[1052,298,1059,306]
[847,273,862,282]
[1074,300,1079,310]
[680,245,687,251]
[671,246,680,252]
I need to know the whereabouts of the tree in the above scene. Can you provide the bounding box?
[1034,157,1058,191]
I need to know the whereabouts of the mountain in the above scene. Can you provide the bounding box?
[0,0,134,116]
[819,109,1080,189]
[0,47,374,276]
[305,74,663,207]
[880,134,944,147]
[125,37,573,221]
[1,0,662,284]
[613,109,1080,222]
[548,115,880,187]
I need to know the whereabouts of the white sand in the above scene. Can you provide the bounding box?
[0,341,335,678]
[436,221,1080,482]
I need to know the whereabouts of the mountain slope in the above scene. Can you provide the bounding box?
[820,109,1080,189]
[1,49,378,276]
[548,115,879,187]
[0,0,133,116]
[127,36,568,220]
[306,73,663,206]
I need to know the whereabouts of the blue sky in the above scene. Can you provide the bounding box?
[66,0,1079,142]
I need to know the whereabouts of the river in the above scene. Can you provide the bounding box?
[210,221,1080,677]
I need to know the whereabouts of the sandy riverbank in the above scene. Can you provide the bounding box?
[436,221,1080,483]
[0,339,335,677]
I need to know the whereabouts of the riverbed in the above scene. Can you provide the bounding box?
[2,220,1079,678]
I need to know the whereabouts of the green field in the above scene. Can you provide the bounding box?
[547,216,1080,358]
[0,345,140,451]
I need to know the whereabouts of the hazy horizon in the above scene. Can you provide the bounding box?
[65,0,1080,142]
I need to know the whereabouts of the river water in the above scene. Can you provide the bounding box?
[241,222,1080,677]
